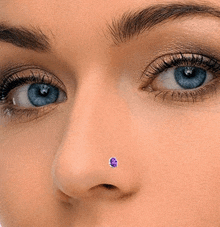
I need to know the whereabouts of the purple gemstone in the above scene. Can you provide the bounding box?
[109,157,118,168]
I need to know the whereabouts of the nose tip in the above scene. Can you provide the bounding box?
[52,151,141,204]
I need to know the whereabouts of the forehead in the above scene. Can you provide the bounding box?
[0,0,220,68]
[0,0,217,27]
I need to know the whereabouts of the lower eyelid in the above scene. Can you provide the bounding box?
[1,102,59,124]
[145,78,220,104]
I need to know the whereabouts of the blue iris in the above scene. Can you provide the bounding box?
[174,66,206,89]
[28,83,59,107]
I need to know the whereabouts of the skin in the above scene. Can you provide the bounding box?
[1,0,220,226]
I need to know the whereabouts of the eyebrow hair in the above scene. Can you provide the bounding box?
[106,3,220,45]
[0,23,51,52]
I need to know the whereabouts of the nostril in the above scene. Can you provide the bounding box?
[102,184,116,189]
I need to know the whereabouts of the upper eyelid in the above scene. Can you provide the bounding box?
[0,63,62,86]
[147,53,219,68]
[0,65,43,83]
[1,67,66,88]
[142,53,220,75]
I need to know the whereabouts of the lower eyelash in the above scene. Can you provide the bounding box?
[145,78,220,103]
[1,105,38,119]
[0,94,40,120]
[0,102,58,123]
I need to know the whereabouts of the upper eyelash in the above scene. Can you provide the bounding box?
[142,52,220,80]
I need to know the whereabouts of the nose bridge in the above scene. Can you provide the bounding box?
[52,71,142,201]
[67,72,132,157]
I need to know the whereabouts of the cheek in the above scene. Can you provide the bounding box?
[129,107,220,220]
[0,112,67,220]
[117,73,220,191]
[138,108,220,190]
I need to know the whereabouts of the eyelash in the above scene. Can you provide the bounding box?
[141,53,220,103]
[0,68,66,121]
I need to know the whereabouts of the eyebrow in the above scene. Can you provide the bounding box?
[1,3,220,52]
[0,23,51,52]
[106,3,220,45]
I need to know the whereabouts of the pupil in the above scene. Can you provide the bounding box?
[39,85,50,96]
[184,67,195,78]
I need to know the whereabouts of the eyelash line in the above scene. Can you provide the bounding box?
[141,52,220,103]
[143,53,220,79]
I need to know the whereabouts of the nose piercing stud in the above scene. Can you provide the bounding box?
[109,157,118,168]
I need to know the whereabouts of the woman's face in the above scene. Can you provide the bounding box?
[1,0,220,226]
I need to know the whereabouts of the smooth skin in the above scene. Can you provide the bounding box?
[1,0,220,226]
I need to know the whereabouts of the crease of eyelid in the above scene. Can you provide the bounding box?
[0,65,67,94]
[138,43,220,83]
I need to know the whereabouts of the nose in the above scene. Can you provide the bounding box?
[52,73,142,204]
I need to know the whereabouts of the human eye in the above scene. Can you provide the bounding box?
[0,66,67,123]
[140,53,220,104]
